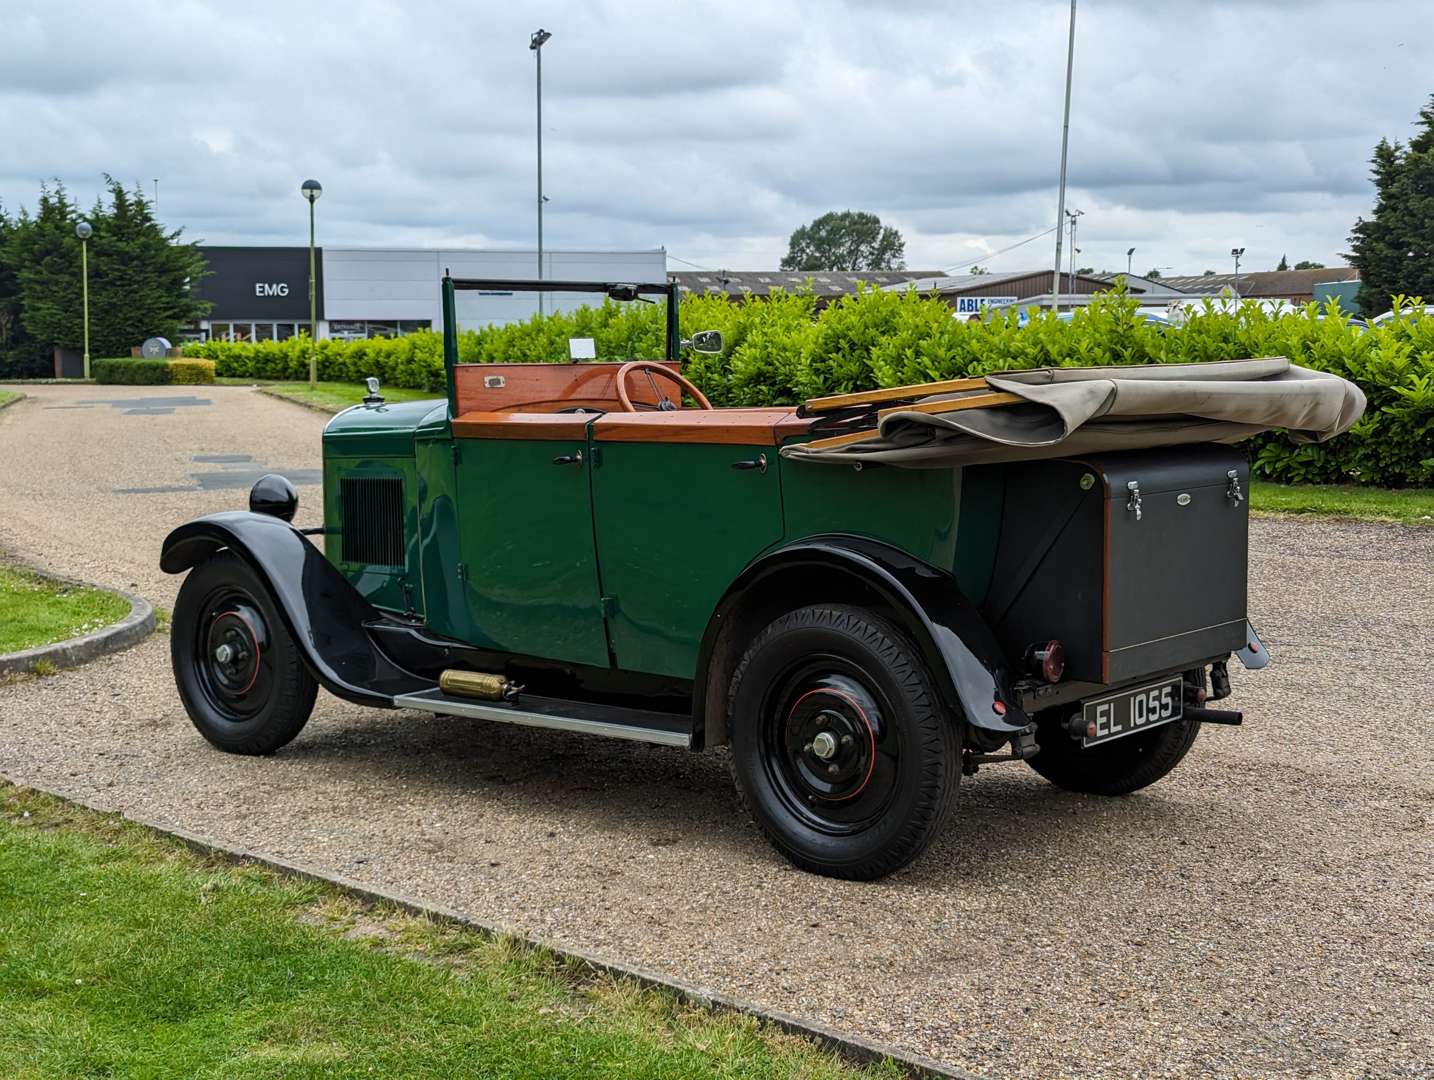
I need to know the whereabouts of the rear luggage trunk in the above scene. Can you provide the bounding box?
[983,444,1249,687]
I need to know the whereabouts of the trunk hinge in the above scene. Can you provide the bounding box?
[1226,469,1244,506]
[600,595,618,618]
[1125,479,1143,521]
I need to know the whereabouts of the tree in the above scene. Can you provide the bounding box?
[1293,260,1326,270]
[780,211,905,272]
[1349,94,1434,312]
[1145,268,1163,279]
[968,265,989,276]
[1276,254,1289,271]
[5,178,209,361]
[1202,269,1217,276]
[1076,266,1094,275]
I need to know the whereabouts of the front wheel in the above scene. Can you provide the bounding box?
[171,551,317,755]
[727,605,959,880]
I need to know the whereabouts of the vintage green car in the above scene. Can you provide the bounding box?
[162,276,1363,879]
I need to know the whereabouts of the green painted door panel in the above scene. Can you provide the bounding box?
[453,438,609,668]
[592,441,784,679]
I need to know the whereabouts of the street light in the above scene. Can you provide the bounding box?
[301,179,323,389]
[76,220,92,379]
[1065,207,1083,298]
[1231,247,1245,301]
[530,28,552,317]
[1050,0,1078,309]
[1126,247,1135,277]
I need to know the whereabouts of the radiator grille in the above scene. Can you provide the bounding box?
[339,476,405,567]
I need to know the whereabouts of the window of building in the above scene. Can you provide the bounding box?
[210,322,231,342]
[255,323,275,342]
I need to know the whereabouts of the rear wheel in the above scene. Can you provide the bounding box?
[727,605,959,880]
[1027,714,1199,796]
[171,551,317,755]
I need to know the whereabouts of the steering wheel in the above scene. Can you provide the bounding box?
[615,361,713,413]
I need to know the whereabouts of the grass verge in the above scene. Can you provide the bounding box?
[0,784,894,1080]
[1251,480,1434,525]
[0,565,130,655]
[0,390,23,409]
[256,381,437,413]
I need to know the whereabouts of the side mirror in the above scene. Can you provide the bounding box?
[687,329,724,354]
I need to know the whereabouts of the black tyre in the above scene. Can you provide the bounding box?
[1027,714,1199,796]
[727,605,959,881]
[171,551,318,755]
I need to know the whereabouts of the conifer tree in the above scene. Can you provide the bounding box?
[1350,96,1434,313]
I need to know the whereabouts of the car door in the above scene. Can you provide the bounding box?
[589,411,787,680]
[450,414,610,669]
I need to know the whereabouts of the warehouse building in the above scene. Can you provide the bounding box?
[188,246,669,341]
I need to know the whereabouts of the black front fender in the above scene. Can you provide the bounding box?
[161,511,427,707]
[696,535,1031,746]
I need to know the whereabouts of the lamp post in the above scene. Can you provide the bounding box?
[1126,247,1135,277]
[1231,247,1245,301]
[75,220,92,379]
[301,179,323,389]
[1050,0,1078,310]
[530,28,552,317]
[1065,207,1083,298]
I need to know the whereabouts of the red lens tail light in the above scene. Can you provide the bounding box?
[1033,640,1066,683]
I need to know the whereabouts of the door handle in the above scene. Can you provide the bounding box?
[730,454,768,474]
[552,451,584,466]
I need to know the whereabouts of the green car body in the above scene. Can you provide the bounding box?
[162,276,1265,880]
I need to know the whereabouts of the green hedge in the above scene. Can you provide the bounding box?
[185,286,1434,487]
[91,357,216,385]
[92,357,170,384]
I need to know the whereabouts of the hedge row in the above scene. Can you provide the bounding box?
[93,357,215,385]
[184,286,1434,486]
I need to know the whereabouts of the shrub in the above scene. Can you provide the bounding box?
[184,287,1434,487]
[166,358,215,385]
[92,357,170,385]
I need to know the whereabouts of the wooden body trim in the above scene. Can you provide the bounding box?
[802,376,992,413]
[592,409,810,446]
[452,412,593,441]
[453,361,681,416]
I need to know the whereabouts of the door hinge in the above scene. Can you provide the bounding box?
[600,595,617,618]
[456,562,468,583]
[1125,479,1143,521]
[1226,469,1244,506]
[451,442,462,467]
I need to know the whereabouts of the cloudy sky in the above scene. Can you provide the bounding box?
[3,0,1428,277]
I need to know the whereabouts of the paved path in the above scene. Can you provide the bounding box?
[1,384,1430,1079]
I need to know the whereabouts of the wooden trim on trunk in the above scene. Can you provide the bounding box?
[801,376,992,413]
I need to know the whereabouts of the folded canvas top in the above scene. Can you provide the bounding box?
[781,357,1366,469]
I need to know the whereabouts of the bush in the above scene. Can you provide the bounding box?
[92,357,170,385]
[166,358,215,385]
[185,286,1434,487]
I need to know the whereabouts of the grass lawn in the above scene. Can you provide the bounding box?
[1250,480,1434,525]
[0,784,891,1080]
[0,390,23,409]
[0,565,129,655]
[256,381,438,412]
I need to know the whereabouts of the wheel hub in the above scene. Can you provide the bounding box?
[202,604,266,702]
[781,678,882,807]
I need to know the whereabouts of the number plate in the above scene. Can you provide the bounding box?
[1081,676,1184,748]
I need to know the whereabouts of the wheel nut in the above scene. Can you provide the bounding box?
[214,644,233,664]
[827,764,840,776]
[811,731,838,760]
[840,734,853,748]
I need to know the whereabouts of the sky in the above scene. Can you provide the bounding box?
[2,0,1429,278]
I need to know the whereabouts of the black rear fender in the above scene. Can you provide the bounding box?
[161,511,426,707]
[694,536,1031,750]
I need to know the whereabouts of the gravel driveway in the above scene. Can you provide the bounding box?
[1,383,1430,1079]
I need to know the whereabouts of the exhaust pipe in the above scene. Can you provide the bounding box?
[1185,705,1242,726]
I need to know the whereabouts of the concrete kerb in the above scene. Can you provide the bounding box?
[0,565,156,676]
[0,776,981,1080]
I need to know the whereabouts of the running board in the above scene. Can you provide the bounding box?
[392,687,692,748]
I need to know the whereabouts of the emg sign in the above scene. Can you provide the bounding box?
[255,282,290,297]
[955,295,1018,315]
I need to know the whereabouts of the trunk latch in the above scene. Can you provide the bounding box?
[1226,469,1244,506]
[1125,479,1143,521]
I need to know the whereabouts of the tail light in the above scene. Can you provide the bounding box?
[1031,640,1066,683]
